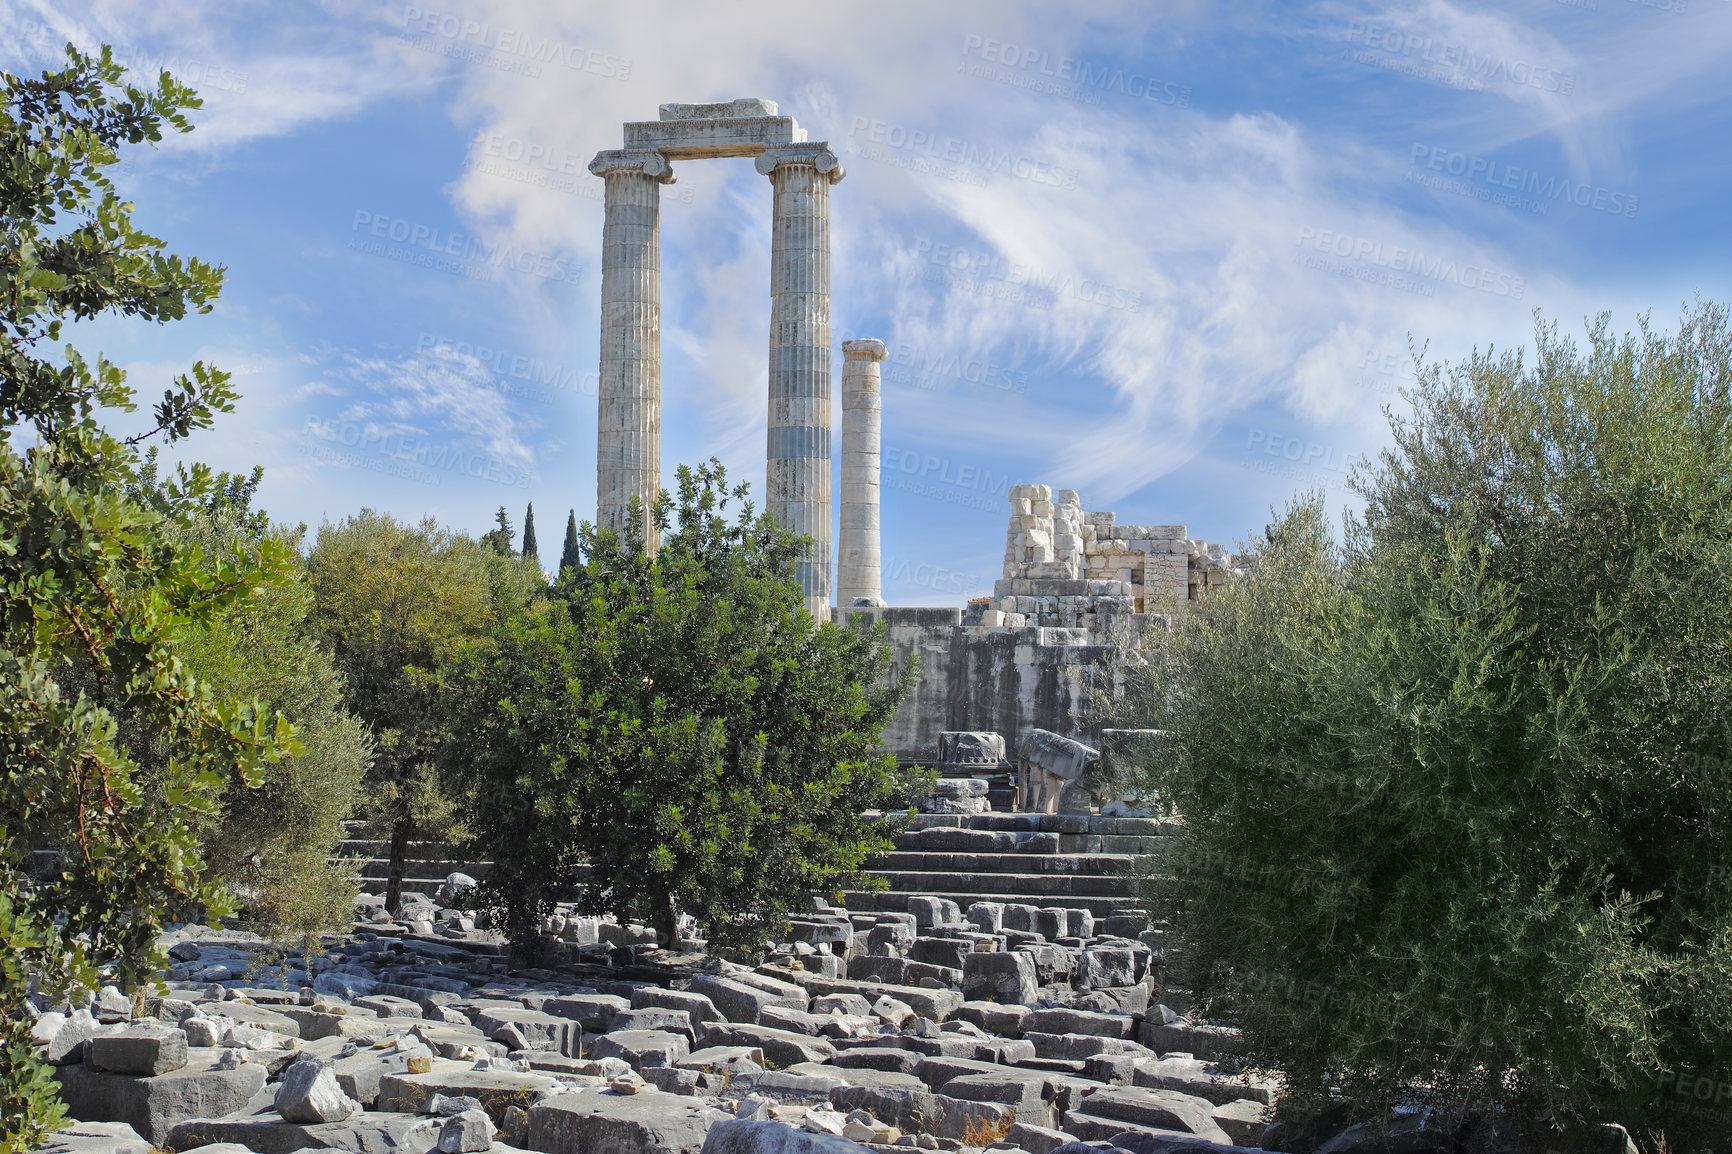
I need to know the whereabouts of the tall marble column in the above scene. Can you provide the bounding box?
[838,338,887,610]
[588,149,674,554]
[755,143,843,621]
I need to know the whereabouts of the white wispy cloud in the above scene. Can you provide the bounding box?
[18,0,1728,563]
[0,0,436,151]
[327,344,538,468]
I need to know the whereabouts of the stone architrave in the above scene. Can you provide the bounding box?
[757,142,844,622]
[588,148,674,554]
[837,338,887,609]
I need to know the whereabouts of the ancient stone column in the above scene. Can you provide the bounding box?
[838,338,887,609]
[589,149,674,554]
[756,143,843,622]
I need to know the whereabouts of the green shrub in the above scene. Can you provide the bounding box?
[127,459,371,956]
[443,462,921,959]
[0,46,293,1148]
[1114,305,1732,1151]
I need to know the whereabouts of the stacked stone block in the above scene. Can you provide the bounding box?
[981,483,1235,636]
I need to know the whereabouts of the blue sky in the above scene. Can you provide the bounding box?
[7,0,1729,605]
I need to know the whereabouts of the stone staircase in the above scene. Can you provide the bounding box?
[844,812,1172,919]
[338,822,495,900]
[339,809,1166,926]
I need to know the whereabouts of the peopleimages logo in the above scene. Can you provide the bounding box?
[1245,428,1353,472]
[1343,22,1575,94]
[416,333,597,398]
[350,211,583,285]
[1409,145,1638,218]
[960,35,1192,107]
[399,7,632,79]
[302,418,534,489]
[913,238,1144,313]
[1294,226,1525,299]
[846,117,1078,191]
[880,556,983,597]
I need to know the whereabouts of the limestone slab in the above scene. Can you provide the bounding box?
[55,1048,266,1144]
[527,1089,725,1154]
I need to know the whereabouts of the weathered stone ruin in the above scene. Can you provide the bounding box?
[843,484,1237,765]
[30,100,1289,1154]
[987,484,1234,629]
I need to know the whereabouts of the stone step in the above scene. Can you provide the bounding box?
[904,813,1177,837]
[1062,1112,1223,1145]
[337,837,476,855]
[868,851,1137,876]
[890,829,1168,856]
[842,889,1135,918]
[862,870,1139,899]
[353,860,494,882]
[353,876,452,897]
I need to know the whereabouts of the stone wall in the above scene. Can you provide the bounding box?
[836,606,1106,761]
[984,483,1233,633]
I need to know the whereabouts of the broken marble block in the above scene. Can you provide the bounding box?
[276,1056,360,1124]
[437,1107,496,1152]
[961,950,1039,1006]
[45,1008,97,1064]
[917,777,992,814]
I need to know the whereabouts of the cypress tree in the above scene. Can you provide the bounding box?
[482,506,513,556]
[522,502,538,562]
[560,510,581,577]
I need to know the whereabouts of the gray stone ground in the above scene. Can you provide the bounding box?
[26,886,1282,1154]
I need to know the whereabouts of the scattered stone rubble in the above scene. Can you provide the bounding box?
[978,485,1237,636]
[29,882,1281,1154]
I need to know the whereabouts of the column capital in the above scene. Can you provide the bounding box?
[842,338,887,361]
[588,149,676,182]
[753,142,843,184]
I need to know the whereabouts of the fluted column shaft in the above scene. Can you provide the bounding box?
[756,144,843,621]
[838,339,886,609]
[590,149,674,555]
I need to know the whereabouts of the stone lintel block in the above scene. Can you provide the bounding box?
[35,1120,153,1154]
[543,994,630,1033]
[375,1064,558,1115]
[624,116,804,159]
[659,98,779,119]
[589,1028,691,1070]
